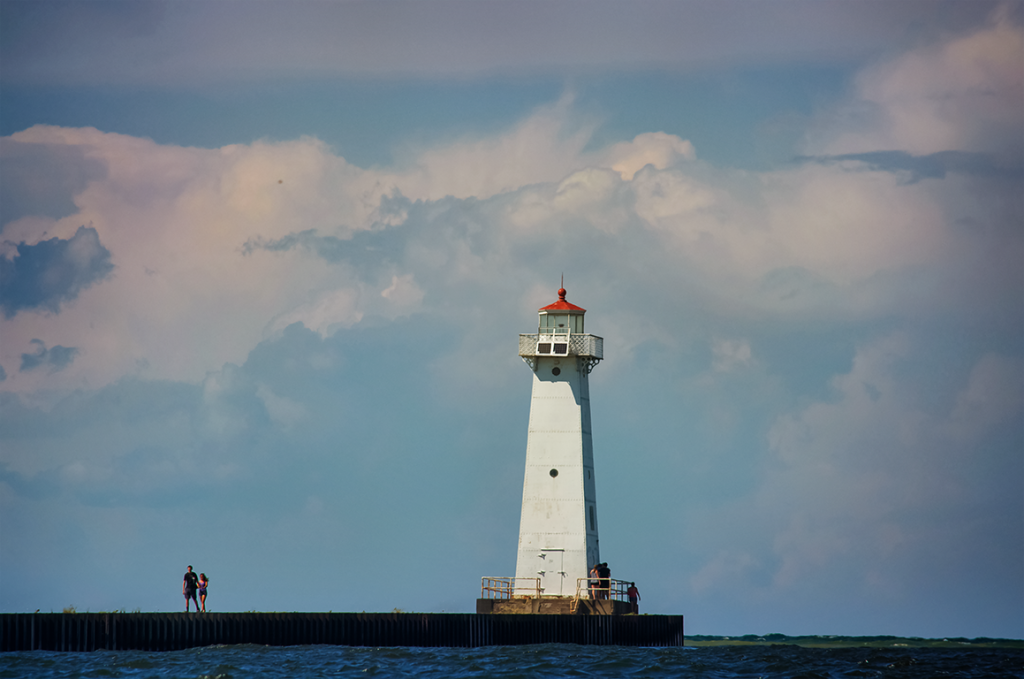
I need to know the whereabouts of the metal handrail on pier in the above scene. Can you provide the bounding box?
[570,578,632,613]
[480,577,542,600]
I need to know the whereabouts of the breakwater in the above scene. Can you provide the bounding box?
[0,612,684,651]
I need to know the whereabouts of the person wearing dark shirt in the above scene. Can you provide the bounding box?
[183,566,200,612]
[598,563,610,600]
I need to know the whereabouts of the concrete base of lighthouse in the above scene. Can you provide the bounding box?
[476,598,632,616]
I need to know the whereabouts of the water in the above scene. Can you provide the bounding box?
[1,641,1021,678]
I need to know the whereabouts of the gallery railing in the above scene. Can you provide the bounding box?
[518,333,603,359]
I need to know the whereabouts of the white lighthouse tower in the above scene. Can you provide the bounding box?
[514,286,604,597]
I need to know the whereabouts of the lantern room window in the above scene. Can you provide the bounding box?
[539,313,584,334]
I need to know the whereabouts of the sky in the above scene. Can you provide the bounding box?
[0,0,1021,639]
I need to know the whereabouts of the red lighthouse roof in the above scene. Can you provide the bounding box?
[539,287,586,312]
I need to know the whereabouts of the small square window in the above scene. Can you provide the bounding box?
[553,343,568,354]
[537,343,551,354]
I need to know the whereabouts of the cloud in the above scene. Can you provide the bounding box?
[603,131,696,181]
[381,274,425,311]
[946,353,1024,441]
[265,289,363,339]
[388,94,598,202]
[712,339,753,372]
[691,550,759,595]
[0,126,391,390]
[19,339,79,373]
[814,13,1024,158]
[242,227,386,267]
[0,139,108,228]
[255,383,307,429]
[0,225,113,318]
[2,35,1020,401]
[693,336,1024,599]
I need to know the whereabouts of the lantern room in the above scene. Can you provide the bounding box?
[538,287,586,335]
[521,287,602,367]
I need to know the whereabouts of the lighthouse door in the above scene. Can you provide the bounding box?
[539,549,565,596]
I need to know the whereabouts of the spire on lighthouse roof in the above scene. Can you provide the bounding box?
[539,286,586,312]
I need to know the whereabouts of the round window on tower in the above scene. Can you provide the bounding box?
[551,367,561,376]
[549,469,558,478]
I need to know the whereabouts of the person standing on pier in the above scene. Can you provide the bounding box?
[183,566,200,612]
[627,582,640,613]
[598,563,610,600]
[198,573,209,612]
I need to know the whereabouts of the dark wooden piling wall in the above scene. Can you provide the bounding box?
[0,612,683,651]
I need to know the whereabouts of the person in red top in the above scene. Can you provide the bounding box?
[626,582,641,614]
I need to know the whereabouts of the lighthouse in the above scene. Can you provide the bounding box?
[513,286,604,597]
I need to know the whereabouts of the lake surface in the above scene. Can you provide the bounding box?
[1,638,1021,678]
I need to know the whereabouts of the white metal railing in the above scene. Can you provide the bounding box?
[519,333,603,359]
[480,577,542,600]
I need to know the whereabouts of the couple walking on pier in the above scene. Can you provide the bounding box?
[183,565,209,612]
[589,563,611,599]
